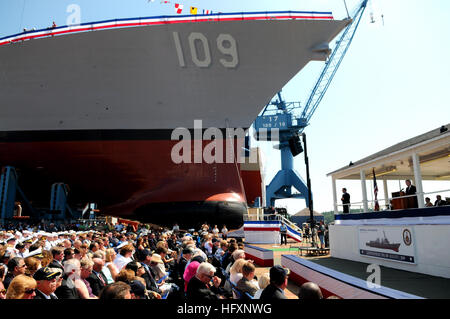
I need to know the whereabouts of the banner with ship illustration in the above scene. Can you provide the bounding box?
[358,226,416,264]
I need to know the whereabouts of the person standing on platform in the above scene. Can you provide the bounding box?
[317,221,325,249]
[405,180,418,208]
[341,188,351,214]
[279,223,287,246]
[405,179,416,195]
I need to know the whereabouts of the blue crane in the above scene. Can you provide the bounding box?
[253,0,369,208]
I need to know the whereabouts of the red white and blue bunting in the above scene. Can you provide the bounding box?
[0,11,334,47]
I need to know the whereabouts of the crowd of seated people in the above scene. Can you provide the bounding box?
[0,220,332,300]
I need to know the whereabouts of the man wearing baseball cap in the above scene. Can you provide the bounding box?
[33,267,61,299]
[260,265,290,300]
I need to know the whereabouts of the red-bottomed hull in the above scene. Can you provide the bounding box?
[240,170,263,206]
[0,134,246,228]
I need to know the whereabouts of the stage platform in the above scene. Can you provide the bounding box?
[249,240,450,299]
[307,256,450,299]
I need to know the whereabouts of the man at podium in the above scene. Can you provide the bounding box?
[405,180,418,208]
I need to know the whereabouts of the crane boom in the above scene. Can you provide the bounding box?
[252,0,368,210]
[300,0,369,123]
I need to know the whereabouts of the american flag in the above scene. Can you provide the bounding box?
[373,168,380,211]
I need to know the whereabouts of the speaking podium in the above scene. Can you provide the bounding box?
[391,191,418,210]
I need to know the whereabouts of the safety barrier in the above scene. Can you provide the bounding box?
[243,219,302,244]
[244,244,274,267]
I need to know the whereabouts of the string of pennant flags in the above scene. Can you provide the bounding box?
[148,0,215,15]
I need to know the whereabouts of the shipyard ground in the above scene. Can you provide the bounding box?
[250,239,450,299]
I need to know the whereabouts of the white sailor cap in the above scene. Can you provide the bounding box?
[116,241,129,249]
[23,247,43,259]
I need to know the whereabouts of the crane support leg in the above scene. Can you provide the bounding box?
[265,169,311,207]
[0,166,38,222]
[0,166,17,220]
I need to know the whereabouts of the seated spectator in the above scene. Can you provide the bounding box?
[0,248,10,268]
[149,253,167,282]
[203,235,213,257]
[183,255,204,292]
[115,268,136,283]
[113,244,134,271]
[155,246,175,271]
[104,248,119,283]
[192,246,208,262]
[225,249,246,274]
[48,246,65,271]
[54,258,80,299]
[186,262,222,301]
[5,274,37,299]
[86,257,108,297]
[125,260,146,279]
[135,249,163,295]
[175,247,193,287]
[129,279,149,299]
[77,259,98,299]
[47,266,64,291]
[425,197,434,207]
[0,279,6,300]
[229,258,247,285]
[214,240,228,262]
[73,248,82,260]
[24,257,42,278]
[4,257,27,289]
[99,281,132,299]
[15,242,27,258]
[435,195,448,206]
[40,250,53,267]
[63,248,75,262]
[33,266,61,299]
[253,273,270,299]
[236,261,259,298]
[260,265,290,300]
[298,282,323,300]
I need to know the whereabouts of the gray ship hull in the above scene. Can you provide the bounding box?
[0,18,349,131]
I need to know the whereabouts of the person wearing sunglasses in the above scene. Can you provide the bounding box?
[5,274,37,299]
[186,262,223,301]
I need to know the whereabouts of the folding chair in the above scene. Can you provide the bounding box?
[231,287,242,299]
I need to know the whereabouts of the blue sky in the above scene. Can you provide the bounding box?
[1,0,449,214]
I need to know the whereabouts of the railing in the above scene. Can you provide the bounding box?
[335,188,450,214]
[244,212,303,235]
[0,11,334,47]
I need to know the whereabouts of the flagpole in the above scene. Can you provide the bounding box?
[370,177,373,210]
